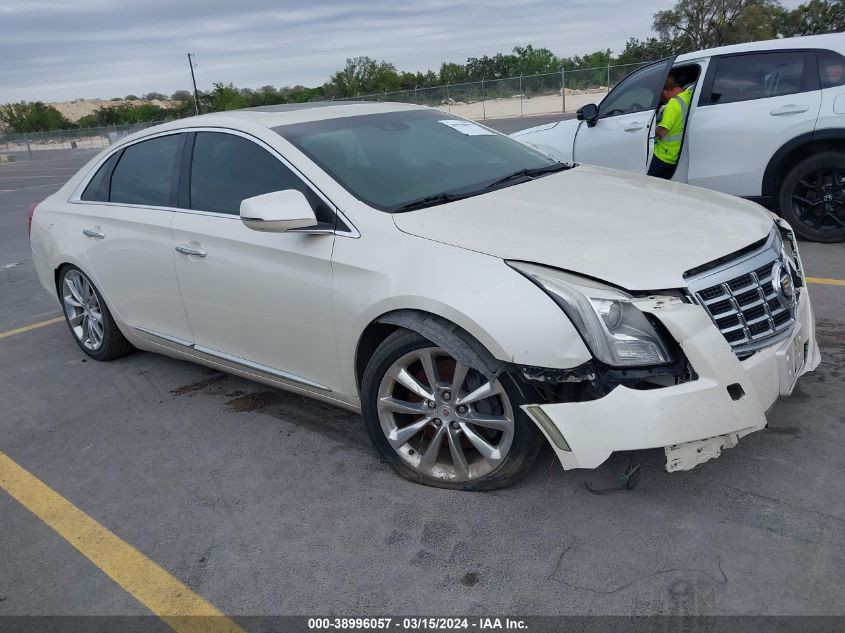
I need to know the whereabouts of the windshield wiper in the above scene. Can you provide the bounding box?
[391,163,572,213]
[483,162,572,190]
[392,192,471,213]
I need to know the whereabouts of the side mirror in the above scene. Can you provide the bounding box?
[240,190,317,232]
[576,103,599,127]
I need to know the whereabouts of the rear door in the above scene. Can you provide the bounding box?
[78,132,194,344]
[573,57,675,172]
[814,48,845,134]
[171,130,340,392]
[686,50,821,196]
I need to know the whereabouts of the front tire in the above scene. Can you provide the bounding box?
[777,151,845,242]
[58,265,134,361]
[361,330,544,490]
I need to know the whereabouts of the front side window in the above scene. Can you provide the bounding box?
[109,134,183,206]
[189,132,330,220]
[598,59,673,118]
[275,109,556,211]
[708,52,809,105]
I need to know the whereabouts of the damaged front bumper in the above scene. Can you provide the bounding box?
[522,290,820,472]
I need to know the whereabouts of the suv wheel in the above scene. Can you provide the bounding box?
[778,151,845,242]
[58,265,134,361]
[361,330,544,490]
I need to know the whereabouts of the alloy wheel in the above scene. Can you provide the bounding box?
[790,166,845,233]
[376,347,515,482]
[62,270,105,351]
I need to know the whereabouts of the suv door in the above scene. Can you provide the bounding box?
[171,130,339,392]
[686,50,821,196]
[76,132,194,345]
[814,48,845,134]
[573,57,675,171]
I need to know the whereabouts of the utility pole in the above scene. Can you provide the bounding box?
[187,53,200,115]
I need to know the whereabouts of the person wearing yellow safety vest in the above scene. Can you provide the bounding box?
[647,72,694,180]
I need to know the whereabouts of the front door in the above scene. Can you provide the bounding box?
[573,57,675,172]
[171,131,340,392]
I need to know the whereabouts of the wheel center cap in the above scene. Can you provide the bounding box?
[440,405,452,418]
[824,193,834,202]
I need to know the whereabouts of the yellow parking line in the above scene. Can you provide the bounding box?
[807,276,845,287]
[0,453,245,633]
[0,316,64,340]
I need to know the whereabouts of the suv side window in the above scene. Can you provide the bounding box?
[818,49,845,88]
[706,52,813,105]
[109,134,184,206]
[189,131,333,223]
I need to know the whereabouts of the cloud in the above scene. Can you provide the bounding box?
[0,0,752,102]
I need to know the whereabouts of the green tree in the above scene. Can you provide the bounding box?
[615,37,677,65]
[170,90,193,102]
[207,82,248,111]
[653,0,782,52]
[0,101,73,133]
[511,45,560,75]
[778,0,845,36]
[77,102,169,126]
[439,62,467,84]
[325,57,401,97]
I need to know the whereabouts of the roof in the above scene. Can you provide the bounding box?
[676,33,845,62]
[175,100,426,129]
[676,32,845,63]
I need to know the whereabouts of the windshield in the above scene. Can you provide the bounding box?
[274,109,559,212]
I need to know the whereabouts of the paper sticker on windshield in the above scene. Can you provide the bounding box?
[438,119,495,136]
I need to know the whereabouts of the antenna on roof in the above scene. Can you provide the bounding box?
[187,53,200,116]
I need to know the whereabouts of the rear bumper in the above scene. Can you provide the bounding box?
[523,290,819,472]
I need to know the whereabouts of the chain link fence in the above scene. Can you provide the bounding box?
[0,121,165,160]
[0,61,652,159]
[336,62,650,119]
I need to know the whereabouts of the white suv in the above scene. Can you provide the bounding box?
[513,33,845,242]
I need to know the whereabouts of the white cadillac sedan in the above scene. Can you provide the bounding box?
[30,102,820,490]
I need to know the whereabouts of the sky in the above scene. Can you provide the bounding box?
[0,0,803,103]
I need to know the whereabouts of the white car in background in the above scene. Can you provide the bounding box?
[29,102,819,490]
[513,33,845,243]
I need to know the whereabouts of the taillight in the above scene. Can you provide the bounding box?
[27,202,38,238]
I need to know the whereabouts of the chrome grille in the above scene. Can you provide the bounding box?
[686,231,798,355]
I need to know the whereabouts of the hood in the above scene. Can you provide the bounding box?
[511,119,580,162]
[393,164,774,291]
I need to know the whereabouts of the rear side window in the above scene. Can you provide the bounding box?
[707,52,811,105]
[80,153,120,201]
[818,49,845,88]
[109,134,183,206]
[189,131,331,221]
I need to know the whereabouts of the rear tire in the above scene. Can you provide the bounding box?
[777,151,845,242]
[361,329,544,490]
[58,265,134,361]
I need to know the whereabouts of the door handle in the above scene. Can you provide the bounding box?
[82,228,105,239]
[624,123,645,132]
[175,244,207,257]
[770,105,809,116]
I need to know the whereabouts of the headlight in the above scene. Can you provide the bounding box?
[508,262,673,367]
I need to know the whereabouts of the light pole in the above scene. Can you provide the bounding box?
[187,53,200,115]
